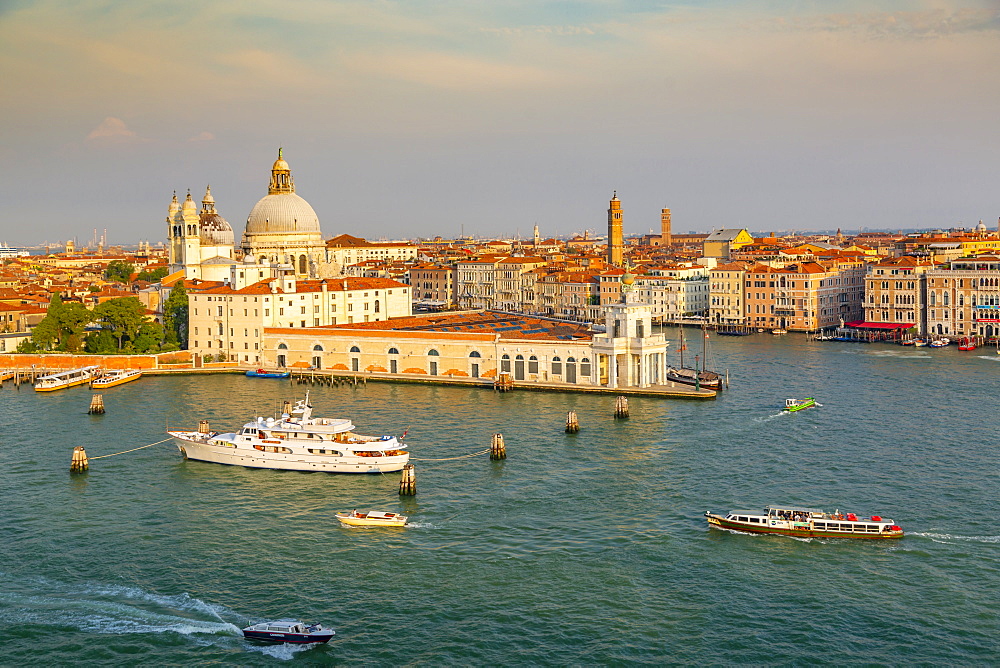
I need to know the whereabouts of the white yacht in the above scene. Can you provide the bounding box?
[168,393,409,473]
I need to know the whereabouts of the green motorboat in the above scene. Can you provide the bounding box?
[782,398,816,412]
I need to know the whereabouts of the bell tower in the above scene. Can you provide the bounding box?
[607,191,623,266]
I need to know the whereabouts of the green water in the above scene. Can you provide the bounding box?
[1,337,998,665]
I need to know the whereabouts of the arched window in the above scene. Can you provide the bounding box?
[469,351,481,358]
[528,355,538,374]
[581,358,591,376]
[501,353,511,373]
[552,356,562,375]
[350,345,361,353]
[299,255,307,274]
[374,300,380,313]
[313,344,323,351]
[259,255,267,264]
[277,343,288,349]
[388,347,399,355]
[428,349,440,356]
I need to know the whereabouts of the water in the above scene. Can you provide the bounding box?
[1,336,998,665]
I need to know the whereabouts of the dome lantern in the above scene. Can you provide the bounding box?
[269,147,294,195]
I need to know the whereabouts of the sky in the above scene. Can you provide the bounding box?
[0,0,998,245]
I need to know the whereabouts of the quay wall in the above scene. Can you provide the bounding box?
[0,351,193,370]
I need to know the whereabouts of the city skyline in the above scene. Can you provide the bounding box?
[1,0,998,245]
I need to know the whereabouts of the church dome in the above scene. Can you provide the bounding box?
[200,213,234,245]
[245,193,321,235]
[243,150,321,237]
[198,186,234,246]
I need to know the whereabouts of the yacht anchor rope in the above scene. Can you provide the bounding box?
[410,448,492,462]
[89,438,173,460]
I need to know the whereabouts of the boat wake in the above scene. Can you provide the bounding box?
[246,641,324,661]
[909,532,1000,544]
[0,574,240,638]
[975,355,1000,362]
[866,350,932,358]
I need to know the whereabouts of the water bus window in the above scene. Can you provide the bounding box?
[748,517,761,523]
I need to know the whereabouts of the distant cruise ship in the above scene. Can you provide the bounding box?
[0,244,29,259]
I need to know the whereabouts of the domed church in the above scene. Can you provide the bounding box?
[166,186,237,281]
[241,149,327,277]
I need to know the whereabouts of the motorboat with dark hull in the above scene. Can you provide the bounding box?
[242,619,335,644]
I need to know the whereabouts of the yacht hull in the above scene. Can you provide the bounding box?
[171,432,408,473]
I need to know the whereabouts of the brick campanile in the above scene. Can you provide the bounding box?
[608,191,623,266]
[661,208,672,245]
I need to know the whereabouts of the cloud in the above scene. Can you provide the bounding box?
[480,25,597,37]
[86,117,144,143]
[348,51,554,91]
[188,131,215,142]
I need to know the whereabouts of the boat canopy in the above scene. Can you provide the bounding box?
[765,505,826,515]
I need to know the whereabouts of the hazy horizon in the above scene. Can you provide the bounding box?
[1,1,997,245]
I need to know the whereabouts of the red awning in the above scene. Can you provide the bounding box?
[844,321,914,329]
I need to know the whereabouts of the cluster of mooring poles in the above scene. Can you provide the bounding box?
[0,368,50,389]
[490,433,506,460]
[399,463,416,495]
[614,395,629,419]
[294,372,365,386]
[70,446,89,472]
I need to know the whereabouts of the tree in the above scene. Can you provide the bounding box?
[94,297,146,350]
[137,266,169,282]
[132,322,165,353]
[15,338,39,353]
[30,293,94,351]
[84,330,117,354]
[59,303,96,352]
[162,283,189,349]
[104,260,135,283]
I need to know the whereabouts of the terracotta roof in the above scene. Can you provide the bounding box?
[318,310,594,341]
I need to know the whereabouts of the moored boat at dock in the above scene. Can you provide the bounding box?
[168,392,409,473]
[665,366,722,390]
[34,365,100,392]
[246,368,291,379]
[705,504,903,539]
[91,369,142,389]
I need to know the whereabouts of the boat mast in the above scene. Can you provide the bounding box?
[679,325,685,368]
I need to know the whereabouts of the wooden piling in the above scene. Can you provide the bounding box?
[399,463,416,495]
[490,433,507,460]
[565,411,580,433]
[614,396,629,419]
[70,446,89,473]
[88,394,105,414]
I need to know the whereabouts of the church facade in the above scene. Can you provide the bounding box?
[167,150,343,281]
